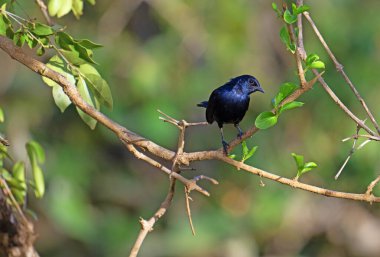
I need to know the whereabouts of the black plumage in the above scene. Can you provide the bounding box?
[197,75,264,153]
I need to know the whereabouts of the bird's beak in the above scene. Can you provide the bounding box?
[257,87,264,93]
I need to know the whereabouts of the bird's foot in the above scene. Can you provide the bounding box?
[222,140,230,155]
[237,130,243,140]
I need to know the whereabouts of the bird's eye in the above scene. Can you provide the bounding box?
[248,78,255,84]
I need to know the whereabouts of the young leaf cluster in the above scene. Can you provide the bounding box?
[48,0,95,19]
[291,153,317,180]
[0,140,46,206]
[305,53,325,71]
[229,141,258,163]
[0,5,112,129]
[273,3,309,53]
[255,82,304,130]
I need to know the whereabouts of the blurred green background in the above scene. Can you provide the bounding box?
[1,0,380,256]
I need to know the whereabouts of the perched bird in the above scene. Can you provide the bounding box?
[197,75,264,154]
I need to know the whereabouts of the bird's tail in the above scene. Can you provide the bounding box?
[197,101,208,108]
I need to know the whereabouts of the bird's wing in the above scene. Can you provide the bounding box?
[206,90,220,124]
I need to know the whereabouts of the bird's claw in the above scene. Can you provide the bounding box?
[237,131,243,139]
[222,140,229,155]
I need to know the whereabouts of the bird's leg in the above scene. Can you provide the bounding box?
[234,124,243,139]
[220,127,229,154]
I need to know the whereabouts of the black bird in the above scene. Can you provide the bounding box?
[197,75,264,154]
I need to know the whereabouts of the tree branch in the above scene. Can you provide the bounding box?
[129,178,176,257]
[0,22,379,219]
[303,11,380,135]
[35,0,53,26]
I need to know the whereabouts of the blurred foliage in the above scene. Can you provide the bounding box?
[0,0,380,257]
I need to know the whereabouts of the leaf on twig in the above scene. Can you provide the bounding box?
[255,112,278,130]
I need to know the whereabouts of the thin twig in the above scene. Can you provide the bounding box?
[285,19,307,87]
[35,0,53,25]
[122,141,210,197]
[185,187,196,236]
[303,11,380,135]
[366,175,380,196]
[335,124,360,179]
[296,0,306,59]
[129,178,176,257]
[311,70,376,136]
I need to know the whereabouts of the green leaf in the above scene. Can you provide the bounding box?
[32,163,45,198]
[295,5,310,15]
[305,54,325,70]
[26,141,45,198]
[30,22,54,36]
[255,112,278,130]
[0,144,12,161]
[271,2,281,16]
[243,146,258,162]
[18,33,28,47]
[26,140,45,164]
[301,162,318,174]
[279,101,304,114]
[306,53,319,65]
[57,32,100,64]
[78,62,99,75]
[72,0,83,19]
[12,162,26,186]
[12,161,26,199]
[86,74,113,109]
[55,31,75,50]
[279,26,296,53]
[57,0,73,18]
[75,43,97,64]
[1,3,6,13]
[78,64,113,109]
[242,140,249,157]
[86,0,95,5]
[59,49,87,65]
[42,55,75,111]
[0,13,9,36]
[309,60,325,69]
[48,0,61,16]
[271,2,278,11]
[0,106,4,123]
[53,85,72,112]
[283,9,297,24]
[76,76,97,129]
[26,35,38,49]
[228,154,236,159]
[273,82,298,108]
[291,153,304,169]
[77,39,103,49]
[36,46,45,56]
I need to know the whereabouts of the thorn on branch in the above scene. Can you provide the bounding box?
[335,123,361,180]
[306,71,325,89]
